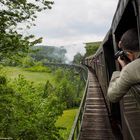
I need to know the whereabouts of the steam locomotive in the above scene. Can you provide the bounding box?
[84,0,140,139]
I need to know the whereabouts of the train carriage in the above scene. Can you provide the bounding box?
[85,0,140,139]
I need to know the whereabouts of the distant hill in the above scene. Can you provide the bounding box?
[84,41,101,57]
[31,45,67,63]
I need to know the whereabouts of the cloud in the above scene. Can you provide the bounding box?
[26,0,119,61]
[28,0,119,45]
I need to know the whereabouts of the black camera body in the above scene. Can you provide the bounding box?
[114,51,126,59]
[114,50,131,62]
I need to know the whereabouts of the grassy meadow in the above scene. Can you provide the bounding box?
[4,66,55,84]
[56,109,78,139]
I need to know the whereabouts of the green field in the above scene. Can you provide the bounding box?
[3,66,78,139]
[56,108,78,139]
[4,66,55,85]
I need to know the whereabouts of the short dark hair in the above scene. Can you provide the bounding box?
[120,28,139,51]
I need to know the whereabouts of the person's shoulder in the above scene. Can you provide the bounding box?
[121,58,140,80]
[118,59,140,83]
[124,59,140,71]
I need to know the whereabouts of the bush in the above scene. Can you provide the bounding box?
[0,75,64,140]
[21,56,35,68]
[25,64,51,73]
[54,69,85,109]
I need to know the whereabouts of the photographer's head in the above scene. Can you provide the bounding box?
[119,28,139,61]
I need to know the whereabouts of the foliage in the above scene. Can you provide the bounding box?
[56,109,78,140]
[54,69,64,81]
[30,45,67,63]
[21,55,35,68]
[1,45,67,67]
[3,66,55,85]
[0,0,53,60]
[84,42,101,57]
[73,52,84,64]
[1,66,85,139]
[25,63,51,73]
[54,69,84,108]
[0,73,64,139]
[0,55,23,66]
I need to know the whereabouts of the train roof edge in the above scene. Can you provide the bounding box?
[85,0,140,59]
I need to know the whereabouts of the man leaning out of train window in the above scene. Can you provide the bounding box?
[107,28,140,103]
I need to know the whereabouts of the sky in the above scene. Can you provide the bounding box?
[27,0,119,61]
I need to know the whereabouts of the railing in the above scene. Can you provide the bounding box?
[68,74,89,140]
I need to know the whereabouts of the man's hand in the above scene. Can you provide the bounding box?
[118,56,127,68]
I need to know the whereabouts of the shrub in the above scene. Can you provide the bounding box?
[21,56,35,68]
[25,65,51,73]
[0,75,64,140]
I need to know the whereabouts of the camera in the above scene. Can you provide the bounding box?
[114,50,130,62]
[114,51,126,59]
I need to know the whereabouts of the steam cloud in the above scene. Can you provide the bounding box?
[63,43,86,63]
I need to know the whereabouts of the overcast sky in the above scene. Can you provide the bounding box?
[27,0,119,61]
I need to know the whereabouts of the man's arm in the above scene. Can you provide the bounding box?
[107,67,132,103]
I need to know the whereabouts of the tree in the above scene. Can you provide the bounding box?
[31,45,67,63]
[21,55,35,68]
[73,52,83,64]
[0,0,53,59]
[54,69,85,108]
[0,74,64,140]
[84,42,101,57]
